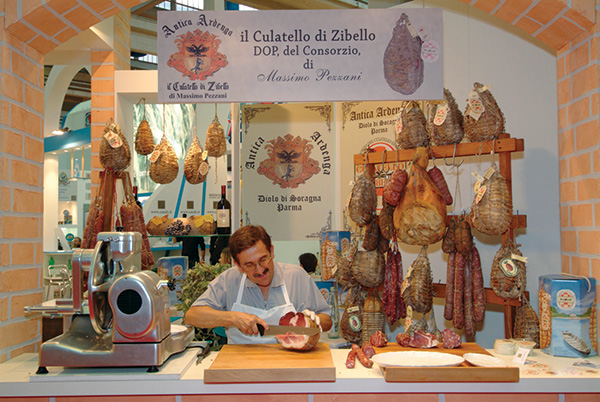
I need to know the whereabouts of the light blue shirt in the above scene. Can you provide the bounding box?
[192,262,331,316]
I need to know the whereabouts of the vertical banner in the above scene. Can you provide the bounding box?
[242,103,335,240]
[158,9,443,102]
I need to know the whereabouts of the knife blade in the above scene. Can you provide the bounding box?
[257,324,320,337]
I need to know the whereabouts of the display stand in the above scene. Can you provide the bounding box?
[353,134,527,338]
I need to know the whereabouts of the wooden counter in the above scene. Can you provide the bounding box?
[0,347,598,400]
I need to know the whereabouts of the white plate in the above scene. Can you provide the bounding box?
[463,353,508,367]
[371,351,465,368]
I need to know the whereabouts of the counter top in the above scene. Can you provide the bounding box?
[1,345,599,397]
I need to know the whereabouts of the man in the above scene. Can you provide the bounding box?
[185,225,332,344]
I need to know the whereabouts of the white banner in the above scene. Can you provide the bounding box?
[157,9,443,103]
[241,103,335,241]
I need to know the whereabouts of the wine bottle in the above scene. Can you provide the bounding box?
[216,185,231,234]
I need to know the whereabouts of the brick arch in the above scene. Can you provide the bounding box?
[4,0,593,54]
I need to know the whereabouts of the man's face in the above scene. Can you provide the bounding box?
[235,241,275,288]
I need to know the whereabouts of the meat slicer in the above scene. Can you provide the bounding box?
[26,232,194,373]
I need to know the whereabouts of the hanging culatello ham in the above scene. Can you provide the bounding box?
[149,134,179,184]
[383,13,424,95]
[184,135,210,184]
[348,173,377,227]
[402,246,433,314]
[394,147,447,245]
[100,118,131,171]
[470,162,513,236]
[395,101,429,150]
[205,110,227,158]
[463,82,505,142]
[134,98,154,156]
[429,88,464,146]
[491,241,527,300]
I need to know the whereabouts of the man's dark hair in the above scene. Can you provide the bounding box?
[299,252,318,273]
[229,225,272,263]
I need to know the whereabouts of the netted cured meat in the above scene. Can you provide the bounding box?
[395,102,429,150]
[454,215,473,256]
[513,298,540,347]
[351,249,385,289]
[429,88,464,146]
[150,134,179,184]
[394,147,447,245]
[402,246,433,314]
[464,82,505,142]
[184,135,209,184]
[340,286,365,344]
[362,216,381,252]
[100,119,131,171]
[348,173,377,226]
[378,201,396,241]
[491,242,527,299]
[383,13,424,95]
[205,114,227,158]
[134,118,155,156]
[470,163,512,236]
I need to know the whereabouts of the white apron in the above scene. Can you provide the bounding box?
[226,274,296,344]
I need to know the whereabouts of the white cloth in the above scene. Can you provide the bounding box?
[226,274,296,344]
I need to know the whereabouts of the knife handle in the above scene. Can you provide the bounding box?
[257,324,265,336]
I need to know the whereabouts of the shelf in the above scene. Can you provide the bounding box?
[353,135,524,165]
[149,234,230,238]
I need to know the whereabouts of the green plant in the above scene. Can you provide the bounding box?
[176,261,230,349]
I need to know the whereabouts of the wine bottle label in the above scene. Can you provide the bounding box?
[216,209,230,228]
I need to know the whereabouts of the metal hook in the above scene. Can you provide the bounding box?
[444,143,464,167]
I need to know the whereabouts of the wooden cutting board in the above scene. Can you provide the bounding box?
[204,342,335,384]
[375,342,519,383]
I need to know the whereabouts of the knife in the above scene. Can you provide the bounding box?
[257,324,320,337]
[195,346,211,365]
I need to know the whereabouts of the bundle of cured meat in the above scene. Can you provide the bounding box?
[351,249,385,289]
[149,134,179,184]
[513,297,540,347]
[429,88,464,146]
[184,135,210,184]
[394,147,447,245]
[463,82,505,142]
[100,119,131,171]
[340,286,365,344]
[491,242,527,299]
[362,216,381,251]
[120,201,154,270]
[382,245,405,324]
[321,233,338,281]
[81,171,108,249]
[361,294,385,346]
[378,201,396,241]
[334,238,358,288]
[382,168,408,206]
[383,13,424,95]
[441,217,457,254]
[348,173,377,227]
[470,162,512,236]
[402,246,433,314]
[395,101,429,150]
[134,118,155,156]
[205,113,227,158]
[454,216,473,256]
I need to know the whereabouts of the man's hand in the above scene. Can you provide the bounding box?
[231,311,269,336]
[302,309,321,330]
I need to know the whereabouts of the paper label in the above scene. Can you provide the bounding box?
[347,306,360,313]
[104,131,122,148]
[407,22,418,38]
[349,314,362,332]
[149,149,161,163]
[500,257,519,277]
[394,113,403,134]
[511,253,528,263]
[198,161,210,176]
[433,104,448,125]
[513,347,531,365]
[475,185,487,203]
[216,209,230,228]
[202,150,209,160]
[484,166,496,179]
[469,97,485,114]
[421,40,440,63]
